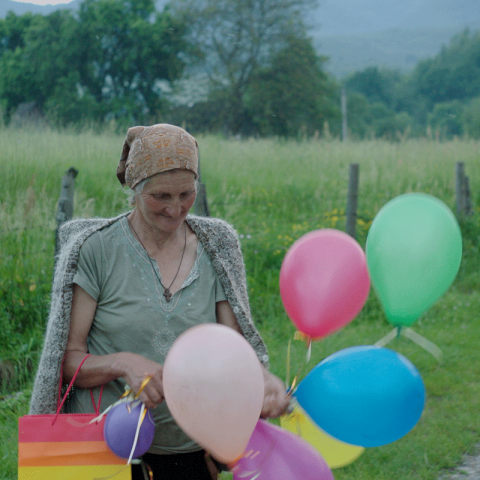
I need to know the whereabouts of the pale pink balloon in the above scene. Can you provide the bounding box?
[280,229,370,339]
[163,324,265,464]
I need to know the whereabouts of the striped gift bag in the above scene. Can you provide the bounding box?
[18,412,131,479]
[19,354,131,479]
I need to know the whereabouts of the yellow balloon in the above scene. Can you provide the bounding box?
[280,404,365,469]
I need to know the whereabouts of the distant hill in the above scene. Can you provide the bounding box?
[0,0,81,17]
[314,24,480,78]
[2,0,479,78]
[311,0,480,35]
[311,0,480,77]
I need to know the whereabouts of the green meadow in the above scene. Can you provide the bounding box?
[1,127,479,479]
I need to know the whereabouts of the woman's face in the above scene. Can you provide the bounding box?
[135,170,197,234]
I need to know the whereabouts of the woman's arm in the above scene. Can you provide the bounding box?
[216,300,289,418]
[63,284,165,409]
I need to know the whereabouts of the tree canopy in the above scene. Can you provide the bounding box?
[170,0,321,134]
[1,0,480,139]
[343,29,480,139]
[0,0,191,126]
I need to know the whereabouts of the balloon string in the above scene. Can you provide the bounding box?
[396,326,402,339]
[286,338,292,390]
[286,332,314,395]
[135,376,152,399]
[402,328,443,363]
[294,411,302,438]
[374,328,398,347]
[128,402,146,465]
[306,338,312,364]
[89,376,152,425]
[375,327,443,363]
[286,336,301,395]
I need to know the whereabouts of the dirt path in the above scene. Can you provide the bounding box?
[440,446,480,480]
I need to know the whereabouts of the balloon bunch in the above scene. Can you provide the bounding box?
[163,324,336,479]
[277,193,462,468]
[102,193,462,477]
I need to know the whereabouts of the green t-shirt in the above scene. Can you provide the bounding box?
[67,216,227,454]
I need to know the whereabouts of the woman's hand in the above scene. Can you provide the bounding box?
[260,366,290,418]
[114,352,165,410]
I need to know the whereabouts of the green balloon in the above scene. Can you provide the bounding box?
[366,193,462,327]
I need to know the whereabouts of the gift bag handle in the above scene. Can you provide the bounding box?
[53,354,104,424]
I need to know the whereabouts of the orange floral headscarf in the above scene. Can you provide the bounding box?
[116,124,199,189]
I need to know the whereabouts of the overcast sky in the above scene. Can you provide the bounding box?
[13,0,74,5]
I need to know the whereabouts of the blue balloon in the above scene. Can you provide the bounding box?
[295,346,426,447]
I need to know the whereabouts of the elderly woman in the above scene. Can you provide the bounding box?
[29,124,288,479]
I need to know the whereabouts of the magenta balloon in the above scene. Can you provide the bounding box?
[104,401,156,459]
[280,229,370,338]
[232,420,334,480]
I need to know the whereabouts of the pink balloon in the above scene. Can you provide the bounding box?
[280,229,370,338]
[231,420,334,480]
[163,324,264,464]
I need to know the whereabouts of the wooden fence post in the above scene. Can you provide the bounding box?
[464,175,473,216]
[455,162,474,218]
[455,162,466,218]
[455,161,475,218]
[346,163,359,238]
[193,153,210,217]
[54,167,78,257]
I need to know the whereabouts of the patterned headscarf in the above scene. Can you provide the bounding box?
[116,124,199,189]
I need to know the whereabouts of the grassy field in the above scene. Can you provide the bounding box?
[1,127,479,479]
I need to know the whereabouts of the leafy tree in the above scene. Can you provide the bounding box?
[75,0,191,125]
[0,0,192,126]
[245,35,338,137]
[410,30,480,107]
[370,106,411,140]
[344,66,401,109]
[0,11,37,55]
[463,97,480,139]
[0,10,78,118]
[427,100,465,139]
[343,92,412,140]
[45,72,104,127]
[172,0,318,134]
[342,92,372,139]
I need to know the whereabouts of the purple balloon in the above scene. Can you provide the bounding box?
[231,420,334,480]
[104,401,156,459]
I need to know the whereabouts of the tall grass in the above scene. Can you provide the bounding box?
[1,127,479,479]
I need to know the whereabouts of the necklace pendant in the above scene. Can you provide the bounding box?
[163,289,172,302]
